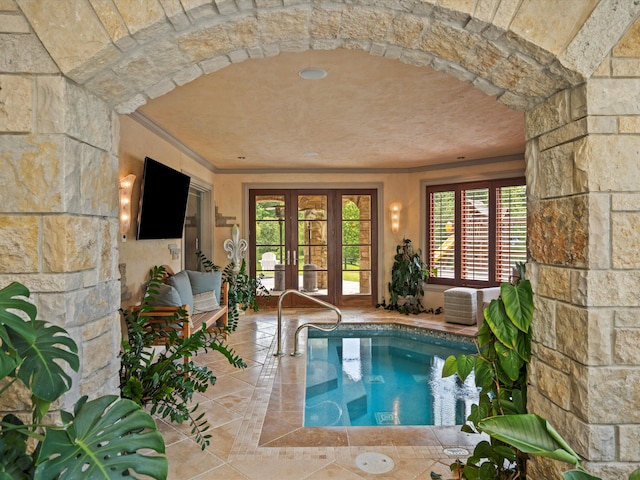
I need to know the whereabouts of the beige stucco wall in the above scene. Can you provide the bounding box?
[116,115,524,308]
[212,157,524,308]
[118,115,217,305]
[118,109,525,307]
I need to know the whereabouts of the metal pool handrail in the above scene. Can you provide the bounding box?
[274,289,342,357]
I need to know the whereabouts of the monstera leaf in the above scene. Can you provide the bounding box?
[0,282,37,378]
[9,320,78,404]
[0,414,34,479]
[35,395,167,480]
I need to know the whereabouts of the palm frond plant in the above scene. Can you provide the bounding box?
[120,266,246,450]
[0,281,168,479]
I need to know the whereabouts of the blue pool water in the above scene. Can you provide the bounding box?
[304,325,479,427]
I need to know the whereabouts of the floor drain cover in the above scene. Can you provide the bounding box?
[355,452,395,474]
[443,447,470,456]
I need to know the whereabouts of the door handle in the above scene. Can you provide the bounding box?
[293,251,297,266]
[287,250,290,266]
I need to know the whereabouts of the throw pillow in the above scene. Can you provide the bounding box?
[187,270,222,298]
[148,284,182,307]
[167,270,194,314]
[192,291,220,314]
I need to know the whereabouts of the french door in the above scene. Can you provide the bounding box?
[249,189,377,307]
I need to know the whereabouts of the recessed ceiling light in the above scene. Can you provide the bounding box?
[298,68,327,80]
[303,152,318,157]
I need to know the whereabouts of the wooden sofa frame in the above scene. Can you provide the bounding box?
[133,265,229,349]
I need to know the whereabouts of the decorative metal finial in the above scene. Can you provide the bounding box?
[223,224,248,274]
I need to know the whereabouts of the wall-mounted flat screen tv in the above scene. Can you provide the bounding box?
[137,157,191,240]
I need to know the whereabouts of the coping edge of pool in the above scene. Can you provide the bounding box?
[307,321,477,346]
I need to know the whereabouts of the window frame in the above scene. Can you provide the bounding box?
[425,177,526,288]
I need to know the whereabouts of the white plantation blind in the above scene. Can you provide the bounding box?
[429,190,455,279]
[496,185,527,282]
[426,178,526,287]
[461,188,489,281]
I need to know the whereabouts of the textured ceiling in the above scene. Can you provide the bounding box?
[137,49,525,172]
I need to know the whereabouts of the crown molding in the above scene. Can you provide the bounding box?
[128,111,217,173]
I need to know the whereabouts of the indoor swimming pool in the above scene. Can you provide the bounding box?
[304,325,479,427]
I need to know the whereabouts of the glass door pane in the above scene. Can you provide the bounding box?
[250,188,377,307]
[297,195,328,296]
[255,195,286,293]
[341,195,372,296]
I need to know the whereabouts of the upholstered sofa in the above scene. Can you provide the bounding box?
[134,265,229,344]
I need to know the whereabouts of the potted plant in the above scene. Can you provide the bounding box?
[0,281,168,479]
[436,262,532,479]
[223,259,268,313]
[197,251,268,328]
[381,238,429,314]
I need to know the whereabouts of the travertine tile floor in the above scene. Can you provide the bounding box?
[154,308,482,479]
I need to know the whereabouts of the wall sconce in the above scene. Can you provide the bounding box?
[389,201,402,233]
[168,243,181,260]
[119,174,136,237]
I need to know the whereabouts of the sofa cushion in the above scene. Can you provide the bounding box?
[167,270,194,313]
[148,284,182,307]
[192,290,220,315]
[187,270,222,297]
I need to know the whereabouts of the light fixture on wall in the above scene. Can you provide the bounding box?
[389,201,402,233]
[119,174,136,237]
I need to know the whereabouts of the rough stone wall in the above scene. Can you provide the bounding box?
[17,0,611,114]
[0,1,120,411]
[526,19,640,479]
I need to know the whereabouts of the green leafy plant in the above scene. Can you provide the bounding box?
[439,262,533,479]
[196,251,268,330]
[120,266,246,450]
[381,238,429,314]
[479,414,640,480]
[222,259,268,313]
[0,281,168,479]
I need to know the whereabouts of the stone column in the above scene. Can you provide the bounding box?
[525,62,640,477]
[0,20,121,410]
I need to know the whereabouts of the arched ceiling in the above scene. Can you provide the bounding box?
[135,49,525,171]
[17,0,640,172]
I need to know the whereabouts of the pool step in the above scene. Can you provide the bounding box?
[306,360,338,399]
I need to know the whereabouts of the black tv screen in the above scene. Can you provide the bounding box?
[137,157,191,240]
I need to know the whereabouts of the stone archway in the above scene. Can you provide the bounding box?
[18,1,595,112]
[4,1,640,478]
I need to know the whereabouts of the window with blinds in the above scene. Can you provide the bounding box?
[461,188,489,281]
[428,190,455,279]
[496,185,527,282]
[426,178,526,287]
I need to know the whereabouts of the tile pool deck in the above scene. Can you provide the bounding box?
[154,308,482,479]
